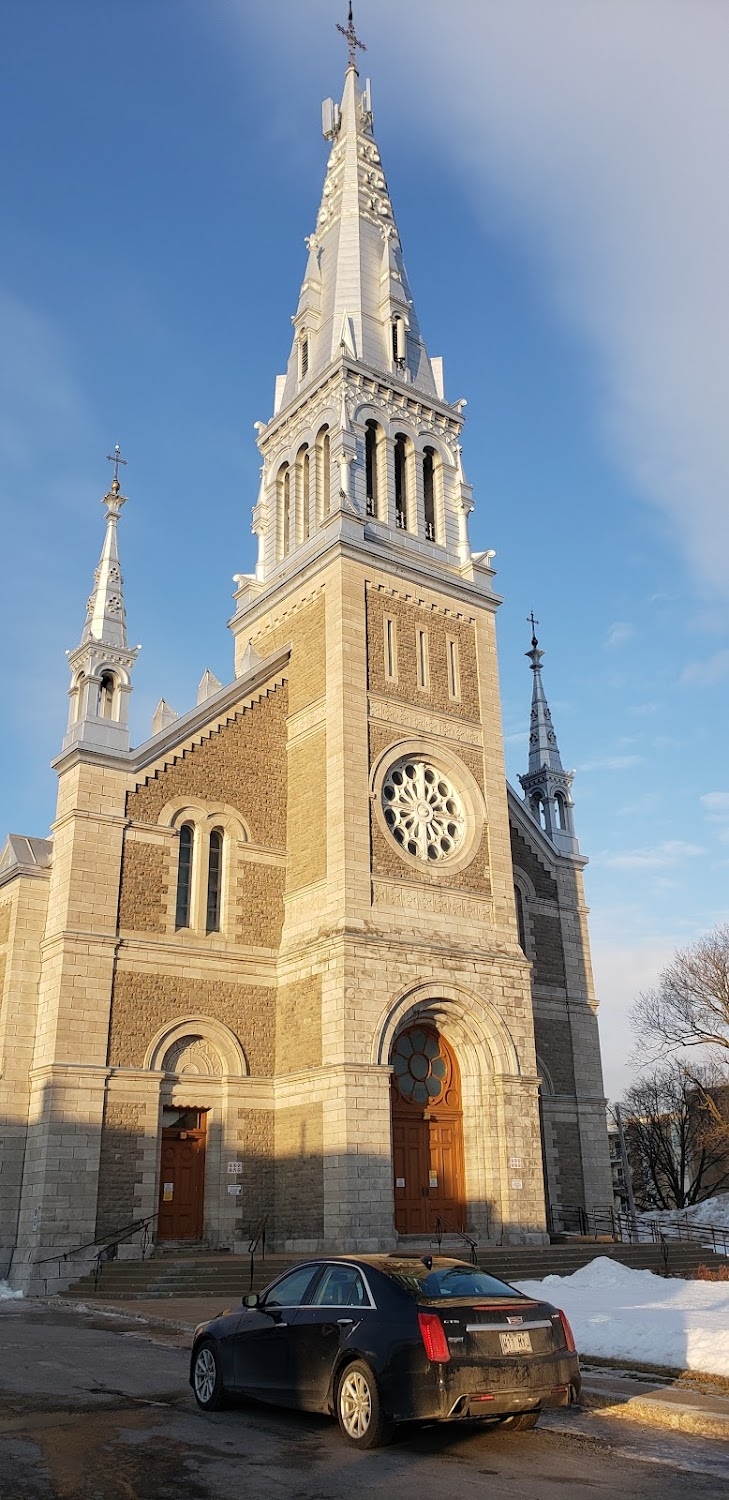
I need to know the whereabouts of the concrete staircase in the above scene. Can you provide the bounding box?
[59,1239,729,1302]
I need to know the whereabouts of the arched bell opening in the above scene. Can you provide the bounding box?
[390,1022,466,1236]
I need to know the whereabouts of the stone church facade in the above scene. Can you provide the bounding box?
[0,52,612,1293]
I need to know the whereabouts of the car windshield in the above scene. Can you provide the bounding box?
[384,1261,523,1301]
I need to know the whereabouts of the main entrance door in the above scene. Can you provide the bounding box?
[157,1109,206,1241]
[391,1025,466,1235]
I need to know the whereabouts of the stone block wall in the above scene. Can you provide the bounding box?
[365,585,480,721]
[95,1101,146,1238]
[108,972,275,1075]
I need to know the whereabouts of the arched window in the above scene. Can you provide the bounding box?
[392,316,406,371]
[296,445,310,542]
[206,829,223,934]
[423,446,437,542]
[299,335,309,382]
[365,420,380,517]
[514,883,526,952]
[316,425,331,524]
[98,672,115,719]
[394,433,408,530]
[175,823,194,930]
[277,464,291,559]
[71,672,84,724]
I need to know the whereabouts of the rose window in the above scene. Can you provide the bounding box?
[392,1028,448,1105]
[382,758,465,863]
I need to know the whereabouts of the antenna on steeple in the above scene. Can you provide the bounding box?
[337,3,366,71]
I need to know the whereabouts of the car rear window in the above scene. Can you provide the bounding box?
[384,1262,523,1301]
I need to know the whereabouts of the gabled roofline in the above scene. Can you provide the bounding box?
[0,834,53,891]
[51,646,291,779]
[507,781,587,871]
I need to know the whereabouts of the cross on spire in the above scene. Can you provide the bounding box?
[337,3,366,70]
[527,610,539,645]
[106,443,127,489]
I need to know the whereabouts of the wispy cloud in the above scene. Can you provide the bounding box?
[579,754,644,772]
[605,621,635,650]
[680,649,729,686]
[700,790,729,844]
[598,840,705,871]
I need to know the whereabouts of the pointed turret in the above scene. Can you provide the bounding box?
[62,447,139,755]
[277,36,438,411]
[518,622,578,855]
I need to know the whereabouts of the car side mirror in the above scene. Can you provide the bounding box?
[242,1292,260,1308]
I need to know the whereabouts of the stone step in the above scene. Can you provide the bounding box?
[59,1239,729,1301]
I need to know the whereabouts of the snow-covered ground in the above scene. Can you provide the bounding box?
[515,1257,729,1376]
[638,1192,729,1232]
[0,1281,22,1301]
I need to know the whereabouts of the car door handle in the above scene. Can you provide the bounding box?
[274,1320,288,1327]
[337,1318,354,1327]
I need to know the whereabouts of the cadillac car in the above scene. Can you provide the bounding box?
[190,1254,580,1448]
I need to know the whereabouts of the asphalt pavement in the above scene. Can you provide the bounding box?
[1,1298,728,1500]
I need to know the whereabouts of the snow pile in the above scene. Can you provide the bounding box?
[515,1256,729,1376]
[639,1193,729,1232]
[0,1281,23,1301]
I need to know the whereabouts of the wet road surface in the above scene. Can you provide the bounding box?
[1,1299,727,1500]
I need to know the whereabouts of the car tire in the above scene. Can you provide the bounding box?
[498,1411,540,1432]
[192,1340,228,1411]
[336,1360,393,1449]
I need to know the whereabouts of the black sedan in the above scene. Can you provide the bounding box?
[190,1255,580,1447]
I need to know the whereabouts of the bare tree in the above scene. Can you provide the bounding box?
[620,1062,729,1211]
[632,924,729,1061]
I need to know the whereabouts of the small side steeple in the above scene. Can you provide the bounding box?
[518,615,578,855]
[62,446,139,755]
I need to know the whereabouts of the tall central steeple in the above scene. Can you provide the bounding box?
[232,14,492,620]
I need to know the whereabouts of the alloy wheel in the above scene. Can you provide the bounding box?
[339,1369,372,1440]
[194,1346,217,1405]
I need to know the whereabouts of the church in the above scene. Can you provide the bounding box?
[0,28,612,1293]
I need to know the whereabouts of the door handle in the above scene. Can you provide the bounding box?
[337,1318,354,1327]
[274,1320,288,1327]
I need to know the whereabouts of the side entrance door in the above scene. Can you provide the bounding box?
[157,1125,206,1240]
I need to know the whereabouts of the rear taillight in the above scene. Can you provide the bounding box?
[418,1311,451,1363]
[558,1309,576,1353]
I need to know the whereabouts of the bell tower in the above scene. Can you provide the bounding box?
[227,10,547,1253]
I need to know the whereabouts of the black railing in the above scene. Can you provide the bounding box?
[35,1213,158,1296]
[247,1215,268,1292]
[433,1214,478,1266]
[553,1203,729,1257]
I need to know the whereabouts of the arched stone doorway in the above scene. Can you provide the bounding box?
[391,1023,466,1235]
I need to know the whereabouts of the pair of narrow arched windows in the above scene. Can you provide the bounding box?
[276,426,330,560]
[175,824,223,934]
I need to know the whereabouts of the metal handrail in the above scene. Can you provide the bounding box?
[555,1203,729,1257]
[34,1212,158,1295]
[247,1215,268,1292]
[433,1214,478,1266]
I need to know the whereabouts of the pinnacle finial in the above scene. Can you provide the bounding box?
[527,610,539,647]
[526,611,543,669]
[337,2,366,71]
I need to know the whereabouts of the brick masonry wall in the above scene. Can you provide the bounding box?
[366,587,480,722]
[236,862,285,947]
[552,1117,586,1207]
[95,1101,145,1238]
[274,1102,324,1242]
[0,903,10,946]
[533,1011,577,1093]
[108,972,275,1075]
[510,826,558,901]
[237,1108,274,1236]
[368,724,491,894]
[275,977,323,1073]
[126,685,288,847]
[252,594,326,717]
[531,913,567,988]
[287,733,327,891]
[117,843,168,933]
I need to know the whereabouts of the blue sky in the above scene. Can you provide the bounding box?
[1,1,727,1100]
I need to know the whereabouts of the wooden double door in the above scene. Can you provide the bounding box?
[391,1025,466,1236]
[157,1121,206,1241]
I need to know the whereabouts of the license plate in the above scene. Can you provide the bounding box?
[499,1331,533,1355]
